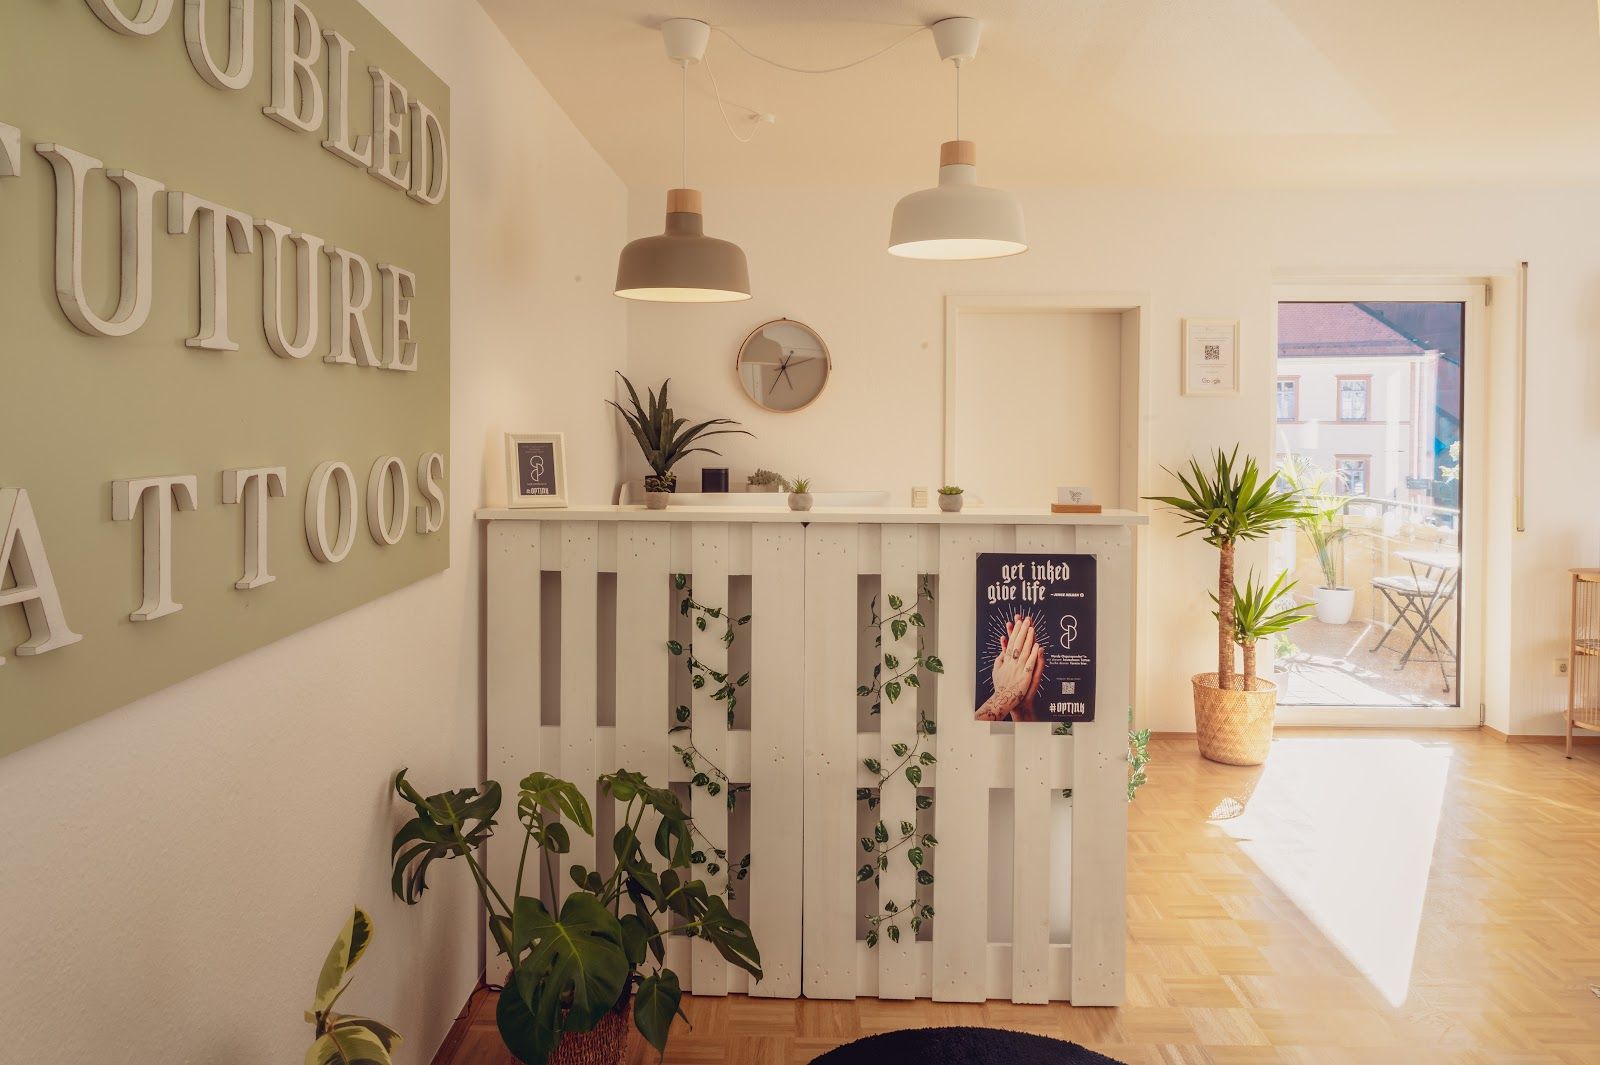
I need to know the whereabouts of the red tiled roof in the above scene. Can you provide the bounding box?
[1278,302,1432,358]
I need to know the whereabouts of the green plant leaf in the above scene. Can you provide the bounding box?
[511,893,629,1040]
[905,765,922,786]
[390,772,501,905]
[312,907,373,1013]
[888,593,903,611]
[884,680,902,704]
[923,655,944,674]
[307,1026,395,1065]
[633,969,684,1055]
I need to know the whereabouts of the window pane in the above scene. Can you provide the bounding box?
[1276,380,1297,421]
[1338,379,1368,421]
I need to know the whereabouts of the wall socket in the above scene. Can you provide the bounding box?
[1556,657,1570,676]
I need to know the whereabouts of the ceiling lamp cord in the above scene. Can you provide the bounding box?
[712,24,928,75]
[680,60,688,187]
[955,60,961,141]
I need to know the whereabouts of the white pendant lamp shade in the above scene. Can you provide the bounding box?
[614,18,751,303]
[888,139,1026,260]
[615,188,751,302]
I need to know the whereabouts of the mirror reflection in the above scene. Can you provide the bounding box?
[736,319,831,412]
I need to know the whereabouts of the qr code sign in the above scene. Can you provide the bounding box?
[1203,343,1221,361]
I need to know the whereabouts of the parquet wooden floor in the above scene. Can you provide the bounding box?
[434,731,1600,1065]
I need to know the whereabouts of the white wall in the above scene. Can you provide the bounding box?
[625,183,1596,736]
[0,3,626,1063]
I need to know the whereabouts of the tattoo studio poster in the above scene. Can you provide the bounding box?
[974,553,1097,724]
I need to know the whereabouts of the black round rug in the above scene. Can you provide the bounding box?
[813,1026,1125,1064]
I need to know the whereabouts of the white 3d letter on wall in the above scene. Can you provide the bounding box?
[168,191,256,351]
[365,456,408,545]
[222,466,286,589]
[322,29,372,168]
[407,100,449,205]
[325,245,380,366]
[367,66,410,191]
[36,143,165,338]
[416,451,444,534]
[0,123,20,178]
[85,0,176,35]
[112,475,200,622]
[257,219,323,359]
[378,262,418,372]
[183,0,256,91]
[304,460,356,563]
[0,488,84,667]
[263,0,324,133]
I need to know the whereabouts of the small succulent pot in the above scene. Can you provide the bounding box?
[788,492,813,512]
[643,473,675,509]
[938,491,964,513]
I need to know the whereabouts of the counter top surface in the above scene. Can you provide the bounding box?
[477,504,1149,525]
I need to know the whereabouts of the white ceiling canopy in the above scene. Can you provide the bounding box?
[480,0,1600,188]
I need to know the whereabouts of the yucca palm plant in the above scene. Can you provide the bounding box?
[608,372,750,493]
[1276,455,1351,590]
[1146,447,1310,690]
[1213,570,1313,687]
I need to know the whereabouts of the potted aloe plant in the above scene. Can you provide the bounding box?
[608,372,750,509]
[787,477,813,511]
[1147,447,1309,765]
[391,768,760,1065]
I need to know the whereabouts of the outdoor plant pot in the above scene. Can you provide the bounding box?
[1313,586,1355,625]
[938,493,964,513]
[547,994,631,1065]
[1192,672,1278,766]
[788,492,813,511]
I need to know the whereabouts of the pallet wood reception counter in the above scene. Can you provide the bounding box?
[478,505,1145,1006]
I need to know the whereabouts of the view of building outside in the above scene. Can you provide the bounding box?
[1272,302,1464,709]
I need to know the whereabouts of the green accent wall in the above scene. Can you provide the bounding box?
[0,0,451,756]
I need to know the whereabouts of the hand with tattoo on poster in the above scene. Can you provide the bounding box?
[975,614,1045,721]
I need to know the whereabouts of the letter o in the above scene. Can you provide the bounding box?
[85,0,176,35]
[304,460,356,563]
[365,455,409,546]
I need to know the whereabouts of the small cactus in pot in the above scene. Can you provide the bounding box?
[788,478,813,512]
[937,485,964,512]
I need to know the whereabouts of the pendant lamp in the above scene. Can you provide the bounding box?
[889,18,1026,260]
[615,18,751,303]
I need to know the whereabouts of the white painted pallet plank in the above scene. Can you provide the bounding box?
[877,524,920,999]
[689,523,731,995]
[613,522,672,936]
[560,522,601,897]
[749,523,806,998]
[1010,525,1062,1003]
[932,524,995,1002]
[803,523,860,999]
[485,522,542,985]
[1070,525,1131,1006]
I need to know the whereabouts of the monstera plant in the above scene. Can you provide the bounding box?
[305,907,401,1065]
[391,768,761,1065]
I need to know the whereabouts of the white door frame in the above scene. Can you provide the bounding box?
[1271,282,1487,728]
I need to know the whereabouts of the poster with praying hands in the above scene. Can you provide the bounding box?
[974,553,1097,724]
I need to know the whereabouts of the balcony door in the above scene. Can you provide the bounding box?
[1269,284,1485,727]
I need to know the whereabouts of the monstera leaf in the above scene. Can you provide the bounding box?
[501,893,630,1064]
[632,968,685,1055]
[306,908,400,1065]
[390,770,501,904]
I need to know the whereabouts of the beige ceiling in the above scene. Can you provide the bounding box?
[479,0,1600,188]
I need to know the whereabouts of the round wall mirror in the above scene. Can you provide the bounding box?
[735,319,831,413]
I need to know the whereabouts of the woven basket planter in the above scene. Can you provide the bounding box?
[548,997,630,1065]
[1191,672,1278,766]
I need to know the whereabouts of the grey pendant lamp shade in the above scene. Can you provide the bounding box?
[615,188,751,302]
[888,17,1027,260]
[614,18,751,303]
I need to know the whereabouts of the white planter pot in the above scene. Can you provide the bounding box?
[1313,586,1355,625]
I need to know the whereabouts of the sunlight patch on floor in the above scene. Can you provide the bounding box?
[1210,737,1452,1006]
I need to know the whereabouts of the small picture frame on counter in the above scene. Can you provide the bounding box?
[505,432,568,508]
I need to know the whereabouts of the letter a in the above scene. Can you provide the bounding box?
[0,488,83,667]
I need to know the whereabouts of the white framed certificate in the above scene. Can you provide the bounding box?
[1182,318,1240,396]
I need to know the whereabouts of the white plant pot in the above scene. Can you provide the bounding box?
[1313,586,1355,625]
[788,492,813,512]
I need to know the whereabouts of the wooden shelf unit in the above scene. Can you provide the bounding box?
[1567,569,1600,756]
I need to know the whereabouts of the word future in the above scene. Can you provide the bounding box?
[0,453,445,666]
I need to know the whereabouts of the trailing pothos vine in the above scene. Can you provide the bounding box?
[667,573,752,899]
[1054,712,1152,802]
[856,580,945,948]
